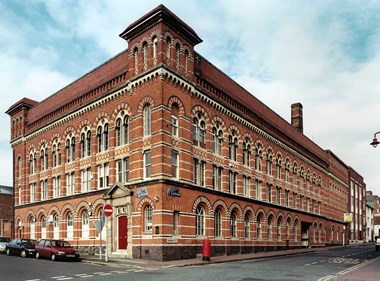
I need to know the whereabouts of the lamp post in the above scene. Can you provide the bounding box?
[370,131,380,148]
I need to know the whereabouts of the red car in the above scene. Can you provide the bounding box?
[35,239,80,261]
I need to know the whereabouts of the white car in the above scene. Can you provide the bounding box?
[0,237,11,253]
[376,236,380,251]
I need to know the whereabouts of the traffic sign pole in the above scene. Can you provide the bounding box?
[105,216,108,262]
[103,204,112,262]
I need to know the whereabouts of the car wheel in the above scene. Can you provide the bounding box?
[21,250,27,258]
[6,249,10,256]
[51,253,56,261]
[35,252,40,259]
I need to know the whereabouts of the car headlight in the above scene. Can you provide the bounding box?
[28,249,35,252]
[58,251,65,255]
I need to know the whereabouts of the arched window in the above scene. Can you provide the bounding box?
[80,129,91,158]
[97,122,109,152]
[276,156,282,179]
[29,150,36,174]
[143,104,151,137]
[285,160,291,182]
[134,47,138,71]
[41,216,47,239]
[81,133,86,158]
[255,146,262,171]
[82,210,89,238]
[244,213,250,238]
[116,115,129,146]
[67,213,73,239]
[230,211,237,238]
[171,104,179,138]
[293,220,298,241]
[193,114,205,146]
[184,49,189,73]
[243,139,251,166]
[286,218,291,240]
[228,131,238,161]
[277,218,282,240]
[257,215,262,239]
[166,37,171,62]
[175,43,180,68]
[268,216,273,240]
[30,217,35,240]
[195,206,205,236]
[144,205,153,231]
[214,209,222,237]
[66,136,75,162]
[53,215,59,239]
[212,123,223,155]
[143,42,148,66]
[40,146,48,171]
[266,150,272,175]
[152,36,157,60]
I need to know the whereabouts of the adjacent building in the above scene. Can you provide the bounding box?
[366,203,374,242]
[0,185,13,237]
[366,191,380,214]
[6,5,366,261]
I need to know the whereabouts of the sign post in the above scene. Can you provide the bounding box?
[103,204,113,262]
[93,220,105,260]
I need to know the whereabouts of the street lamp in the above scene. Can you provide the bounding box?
[370,131,380,148]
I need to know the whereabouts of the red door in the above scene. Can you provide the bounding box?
[118,216,128,249]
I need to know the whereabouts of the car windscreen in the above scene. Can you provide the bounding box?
[52,241,72,248]
[21,240,35,246]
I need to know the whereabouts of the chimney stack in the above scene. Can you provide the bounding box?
[291,103,303,133]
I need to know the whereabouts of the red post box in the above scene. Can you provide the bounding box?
[202,239,211,261]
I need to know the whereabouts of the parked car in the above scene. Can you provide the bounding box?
[5,238,37,257]
[35,239,80,261]
[0,237,11,253]
[376,236,380,251]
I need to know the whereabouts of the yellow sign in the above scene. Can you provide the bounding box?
[344,213,353,222]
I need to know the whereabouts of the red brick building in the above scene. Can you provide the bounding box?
[0,185,13,237]
[6,5,364,261]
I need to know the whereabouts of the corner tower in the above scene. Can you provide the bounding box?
[119,4,202,82]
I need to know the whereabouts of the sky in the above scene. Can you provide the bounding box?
[1,0,380,196]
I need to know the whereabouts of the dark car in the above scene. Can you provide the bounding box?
[376,236,380,251]
[0,237,11,253]
[5,238,37,257]
[35,239,80,261]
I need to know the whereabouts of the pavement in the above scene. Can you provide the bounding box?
[81,244,380,280]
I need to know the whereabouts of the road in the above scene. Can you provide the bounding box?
[0,244,379,281]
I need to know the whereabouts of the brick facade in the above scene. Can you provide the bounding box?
[6,5,365,261]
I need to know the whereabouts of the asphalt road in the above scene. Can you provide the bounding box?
[0,244,379,281]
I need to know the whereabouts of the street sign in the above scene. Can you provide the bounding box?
[104,204,113,217]
[93,220,105,233]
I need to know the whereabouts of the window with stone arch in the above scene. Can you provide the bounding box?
[53,214,59,239]
[243,138,251,166]
[230,210,237,238]
[184,49,189,73]
[255,145,262,171]
[65,134,75,163]
[40,145,48,171]
[143,104,152,137]
[299,167,305,189]
[266,149,273,175]
[293,219,299,241]
[244,212,251,238]
[276,155,282,179]
[285,159,291,182]
[67,212,74,239]
[277,217,282,240]
[286,217,291,240]
[144,204,153,232]
[212,122,223,155]
[29,150,36,175]
[143,41,148,66]
[166,36,171,62]
[152,36,158,60]
[116,113,129,146]
[175,42,180,68]
[256,213,262,239]
[267,215,273,240]
[171,103,179,138]
[292,164,298,186]
[228,130,238,161]
[214,208,222,237]
[52,139,61,167]
[80,128,91,158]
[97,120,109,153]
[134,47,139,71]
[82,210,89,238]
[192,113,206,147]
[195,205,205,236]
[41,216,47,239]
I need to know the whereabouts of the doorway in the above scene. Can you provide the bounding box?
[118,216,128,250]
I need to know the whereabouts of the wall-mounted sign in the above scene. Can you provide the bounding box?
[136,187,148,198]
[344,212,353,222]
[168,187,180,197]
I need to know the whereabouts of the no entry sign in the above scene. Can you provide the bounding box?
[103,204,113,217]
